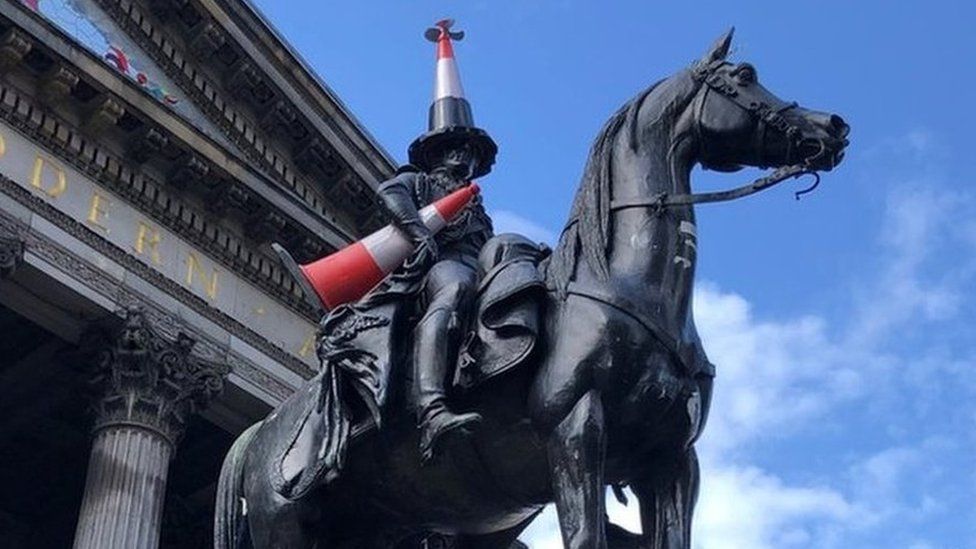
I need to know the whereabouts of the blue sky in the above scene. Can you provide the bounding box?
[252,1,975,547]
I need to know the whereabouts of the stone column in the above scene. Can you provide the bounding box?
[73,307,229,549]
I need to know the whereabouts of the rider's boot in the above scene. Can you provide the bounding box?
[414,306,482,463]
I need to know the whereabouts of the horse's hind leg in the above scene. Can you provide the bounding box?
[631,447,700,549]
[548,389,608,549]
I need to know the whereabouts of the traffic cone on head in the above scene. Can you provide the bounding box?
[408,19,497,178]
[273,183,480,312]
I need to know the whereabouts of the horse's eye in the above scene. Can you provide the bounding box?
[736,65,757,84]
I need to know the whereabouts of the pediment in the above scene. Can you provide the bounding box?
[27,0,250,160]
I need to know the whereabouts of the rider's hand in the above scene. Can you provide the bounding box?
[413,234,439,267]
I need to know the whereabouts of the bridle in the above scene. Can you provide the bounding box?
[605,61,828,217]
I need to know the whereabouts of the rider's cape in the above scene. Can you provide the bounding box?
[272,234,549,500]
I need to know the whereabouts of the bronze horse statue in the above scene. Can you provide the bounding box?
[215,29,849,548]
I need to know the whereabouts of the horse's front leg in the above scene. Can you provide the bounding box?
[630,447,700,549]
[548,389,608,549]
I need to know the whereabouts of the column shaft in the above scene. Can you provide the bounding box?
[73,426,172,549]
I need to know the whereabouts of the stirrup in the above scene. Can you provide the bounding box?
[419,410,483,464]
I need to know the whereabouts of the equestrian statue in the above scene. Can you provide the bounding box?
[216,23,850,549]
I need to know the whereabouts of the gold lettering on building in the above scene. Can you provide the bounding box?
[298,329,317,358]
[185,252,219,300]
[86,192,110,232]
[30,154,67,198]
[133,221,163,265]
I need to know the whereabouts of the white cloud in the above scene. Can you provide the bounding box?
[692,285,854,456]
[848,185,972,346]
[861,129,941,161]
[490,209,558,245]
[694,464,864,549]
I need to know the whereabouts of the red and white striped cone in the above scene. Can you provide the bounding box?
[408,19,497,178]
[428,19,471,129]
[273,183,480,311]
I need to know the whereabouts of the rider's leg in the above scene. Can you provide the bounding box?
[413,259,480,462]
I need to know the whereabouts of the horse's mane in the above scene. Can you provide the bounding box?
[547,70,701,295]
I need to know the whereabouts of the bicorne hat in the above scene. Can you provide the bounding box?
[408,19,497,179]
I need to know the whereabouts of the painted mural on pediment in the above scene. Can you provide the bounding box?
[21,0,243,156]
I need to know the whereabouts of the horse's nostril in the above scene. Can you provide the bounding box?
[830,115,850,138]
[799,139,822,158]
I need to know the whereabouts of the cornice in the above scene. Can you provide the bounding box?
[212,0,398,181]
[91,0,387,234]
[0,77,324,320]
[0,3,362,251]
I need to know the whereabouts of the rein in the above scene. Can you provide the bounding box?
[673,58,829,209]
[585,60,828,224]
[609,159,822,215]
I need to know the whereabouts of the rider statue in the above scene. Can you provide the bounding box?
[378,19,498,462]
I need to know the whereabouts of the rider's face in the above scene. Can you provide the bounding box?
[440,145,477,181]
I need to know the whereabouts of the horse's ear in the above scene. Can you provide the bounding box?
[701,27,734,64]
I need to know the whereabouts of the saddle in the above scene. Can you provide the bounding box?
[455,233,549,388]
[273,233,549,500]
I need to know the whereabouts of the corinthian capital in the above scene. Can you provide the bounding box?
[88,306,230,447]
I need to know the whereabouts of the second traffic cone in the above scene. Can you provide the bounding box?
[273,183,480,311]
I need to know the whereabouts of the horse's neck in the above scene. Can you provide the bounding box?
[605,144,697,321]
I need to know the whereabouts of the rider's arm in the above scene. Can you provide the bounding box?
[377,172,432,243]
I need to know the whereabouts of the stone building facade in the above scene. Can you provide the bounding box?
[0,0,395,546]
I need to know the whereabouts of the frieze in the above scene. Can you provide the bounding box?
[0,172,315,383]
[0,79,320,318]
[0,227,23,279]
[0,204,297,402]
[225,352,292,402]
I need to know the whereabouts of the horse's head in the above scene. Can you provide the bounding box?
[549,30,852,292]
[688,29,849,173]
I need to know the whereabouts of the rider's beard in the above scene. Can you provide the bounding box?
[428,166,468,193]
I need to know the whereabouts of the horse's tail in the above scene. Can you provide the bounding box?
[214,422,261,549]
